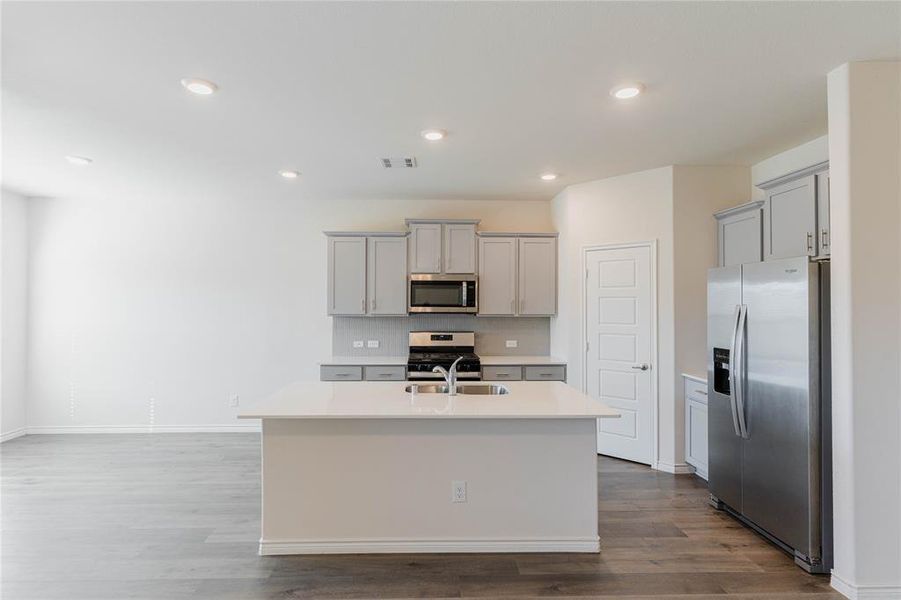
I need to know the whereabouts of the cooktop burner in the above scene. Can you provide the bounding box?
[407,331,481,379]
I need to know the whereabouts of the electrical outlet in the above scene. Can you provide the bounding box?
[229,394,240,407]
[505,340,518,348]
[452,480,467,503]
[367,340,379,349]
[353,340,364,348]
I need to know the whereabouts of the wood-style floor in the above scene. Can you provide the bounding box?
[1,433,841,599]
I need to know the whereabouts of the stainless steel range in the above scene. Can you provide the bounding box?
[407,331,481,380]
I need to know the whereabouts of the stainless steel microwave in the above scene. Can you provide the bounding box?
[409,274,478,313]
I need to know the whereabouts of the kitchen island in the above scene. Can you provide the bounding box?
[239,381,618,555]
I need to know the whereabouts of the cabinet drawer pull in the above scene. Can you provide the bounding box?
[496,373,509,377]
[335,373,350,378]
[538,372,552,377]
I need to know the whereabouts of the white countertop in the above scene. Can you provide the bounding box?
[239,381,618,420]
[479,355,566,366]
[682,373,706,384]
[320,356,407,366]
[321,355,566,366]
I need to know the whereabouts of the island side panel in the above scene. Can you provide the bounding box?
[259,417,598,554]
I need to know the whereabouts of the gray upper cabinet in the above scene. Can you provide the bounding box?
[757,161,829,262]
[478,236,517,315]
[764,174,817,260]
[367,235,407,315]
[407,219,479,275]
[714,201,764,267]
[518,237,557,316]
[444,223,477,273]
[408,223,442,273]
[815,169,830,259]
[326,232,408,316]
[327,236,367,315]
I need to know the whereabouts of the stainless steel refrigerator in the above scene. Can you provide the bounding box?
[707,256,832,573]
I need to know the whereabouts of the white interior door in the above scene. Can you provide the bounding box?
[585,244,654,465]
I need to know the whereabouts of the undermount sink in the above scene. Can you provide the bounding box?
[405,384,510,396]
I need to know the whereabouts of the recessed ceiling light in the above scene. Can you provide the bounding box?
[180,78,218,95]
[540,173,558,181]
[610,83,645,99]
[279,169,300,179]
[421,129,447,142]
[65,155,93,166]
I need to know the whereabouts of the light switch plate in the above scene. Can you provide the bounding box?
[505,340,518,348]
[353,340,364,348]
[367,340,379,348]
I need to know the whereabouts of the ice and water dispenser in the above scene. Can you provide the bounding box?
[713,348,731,395]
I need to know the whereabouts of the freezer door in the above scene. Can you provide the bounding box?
[740,257,820,559]
[707,265,743,510]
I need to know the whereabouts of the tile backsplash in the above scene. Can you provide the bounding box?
[332,315,550,356]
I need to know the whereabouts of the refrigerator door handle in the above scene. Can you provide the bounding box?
[735,304,750,439]
[729,304,743,437]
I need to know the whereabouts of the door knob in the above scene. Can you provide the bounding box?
[631,364,650,371]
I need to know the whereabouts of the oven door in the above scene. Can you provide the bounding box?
[409,275,477,313]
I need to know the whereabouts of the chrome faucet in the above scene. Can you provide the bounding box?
[433,356,465,396]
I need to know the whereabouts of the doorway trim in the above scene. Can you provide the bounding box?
[581,240,659,470]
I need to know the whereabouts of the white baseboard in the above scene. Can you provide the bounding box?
[259,536,600,555]
[831,572,901,599]
[0,428,27,443]
[25,424,261,434]
[655,460,694,474]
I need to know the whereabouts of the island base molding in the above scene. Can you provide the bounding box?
[259,536,600,555]
[259,417,600,555]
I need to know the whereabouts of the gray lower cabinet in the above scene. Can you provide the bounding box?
[363,366,407,381]
[320,366,363,381]
[714,201,764,267]
[683,375,708,480]
[524,365,566,382]
[326,232,407,317]
[481,366,523,381]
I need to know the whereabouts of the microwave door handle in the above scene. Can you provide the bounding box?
[462,281,467,307]
[728,304,742,437]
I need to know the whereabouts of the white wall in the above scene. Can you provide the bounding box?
[1,188,29,441]
[551,166,677,468]
[25,194,551,431]
[551,165,750,471]
[671,166,750,463]
[751,134,829,200]
[827,61,901,599]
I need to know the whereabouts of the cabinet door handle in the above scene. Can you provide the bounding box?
[372,299,377,310]
[806,232,814,254]
[821,228,829,248]
[361,298,366,312]
[510,299,514,313]
[520,300,525,313]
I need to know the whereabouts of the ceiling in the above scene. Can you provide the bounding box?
[2,2,899,202]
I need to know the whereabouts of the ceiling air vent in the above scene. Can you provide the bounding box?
[381,157,418,169]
